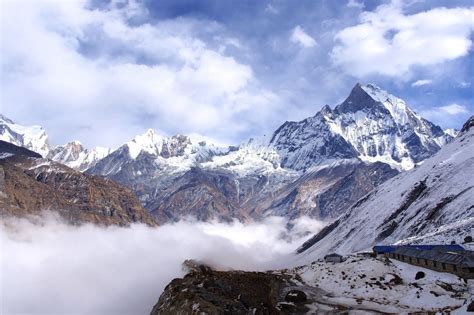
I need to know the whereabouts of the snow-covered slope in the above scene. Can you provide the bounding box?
[47,141,111,171]
[270,84,453,171]
[90,129,231,176]
[0,114,111,170]
[0,115,50,157]
[296,116,474,263]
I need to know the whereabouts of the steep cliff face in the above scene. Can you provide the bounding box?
[0,142,156,226]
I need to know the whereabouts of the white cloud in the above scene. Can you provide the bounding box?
[411,79,433,87]
[0,0,281,148]
[331,1,474,78]
[290,25,317,48]
[420,103,470,128]
[265,4,279,15]
[439,103,469,115]
[1,214,324,314]
[347,0,364,9]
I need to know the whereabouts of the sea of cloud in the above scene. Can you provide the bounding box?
[0,213,324,314]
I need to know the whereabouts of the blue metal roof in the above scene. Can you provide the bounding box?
[373,245,397,253]
[373,244,465,254]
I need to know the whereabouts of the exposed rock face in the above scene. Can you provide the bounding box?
[0,140,42,158]
[253,160,398,220]
[150,262,305,315]
[0,142,156,226]
[461,115,474,133]
[148,167,251,223]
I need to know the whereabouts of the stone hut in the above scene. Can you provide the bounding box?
[324,253,344,263]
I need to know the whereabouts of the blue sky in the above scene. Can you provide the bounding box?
[1,0,473,148]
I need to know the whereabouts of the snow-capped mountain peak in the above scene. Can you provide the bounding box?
[444,128,459,138]
[0,114,50,157]
[47,141,111,171]
[327,83,452,170]
[127,129,167,159]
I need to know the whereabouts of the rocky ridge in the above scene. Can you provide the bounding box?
[0,141,156,226]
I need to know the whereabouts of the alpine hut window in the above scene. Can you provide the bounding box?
[442,263,446,270]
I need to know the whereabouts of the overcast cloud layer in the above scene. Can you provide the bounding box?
[0,214,323,314]
[1,0,473,148]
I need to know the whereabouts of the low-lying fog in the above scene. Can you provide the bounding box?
[1,213,324,314]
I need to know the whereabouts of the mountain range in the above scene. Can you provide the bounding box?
[0,83,459,225]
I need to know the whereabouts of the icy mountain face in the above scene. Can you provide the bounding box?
[0,115,50,157]
[47,141,111,171]
[296,116,474,264]
[0,114,111,170]
[88,130,298,223]
[269,84,452,171]
[269,112,358,171]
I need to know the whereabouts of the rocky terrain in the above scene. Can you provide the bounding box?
[152,256,471,314]
[0,141,156,226]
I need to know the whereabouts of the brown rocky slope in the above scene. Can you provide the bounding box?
[0,141,157,226]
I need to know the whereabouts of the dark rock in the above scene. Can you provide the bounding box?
[415,271,425,280]
[150,267,290,315]
[0,140,42,158]
[284,290,307,303]
[461,115,474,133]
[467,300,474,312]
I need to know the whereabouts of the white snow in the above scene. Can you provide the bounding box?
[0,115,50,157]
[288,255,468,312]
[48,142,111,171]
[0,152,14,159]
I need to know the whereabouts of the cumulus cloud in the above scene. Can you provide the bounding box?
[1,214,324,314]
[290,25,317,48]
[411,79,433,87]
[331,1,474,78]
[0,0,281,148]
